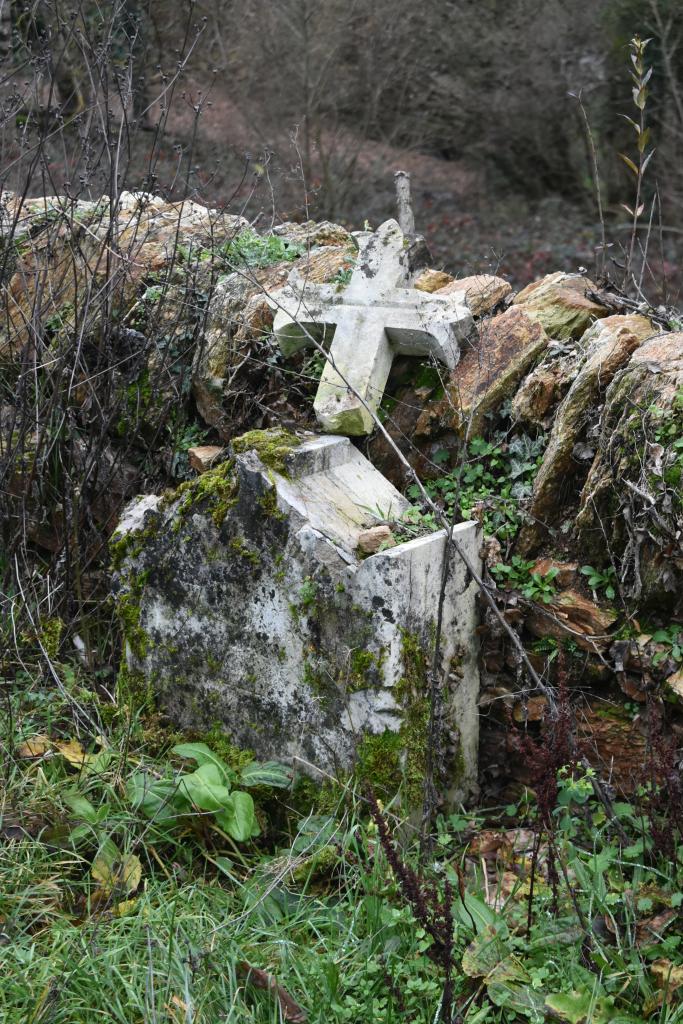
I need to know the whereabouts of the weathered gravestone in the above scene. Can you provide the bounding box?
[270,219,474,435]
[113,431,481,806]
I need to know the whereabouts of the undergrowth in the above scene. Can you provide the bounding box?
[2,654,683,1024]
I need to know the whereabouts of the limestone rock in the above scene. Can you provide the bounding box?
[437,275,512,316]
[417,307,548,437]
[519,314,657,551]
[512,271,609,340]
[575,332,683,605]
[414,269,454,293]
[272,220,354,248]
[511,354,577,428]
[525,589,617,653]
[357,525,395,554]
[188,446,225,473]
[112,431,481,808]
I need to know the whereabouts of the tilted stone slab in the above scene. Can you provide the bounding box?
[113,432,481,807]
[269,219,474,435]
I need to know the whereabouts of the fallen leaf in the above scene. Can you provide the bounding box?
[651,958,683,1000]
[55,738,93,768]
[636,908,677,945]
[92,851,142,896]
[238,962,307,1022]
[467,831,513,861]
[16,734,51,758]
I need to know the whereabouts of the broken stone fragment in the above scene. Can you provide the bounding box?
[357,524,395,554]
[512,271,608,340]
[518,313,657,552]
[414,269,454,293]
[575,331,683,606]
[525,588,617,653]
[416,306,547,437]
[272,220,354,248]
[511,355,576,428]
[437,275,512,316]
[189,445,225,473]
[112,430,481,810]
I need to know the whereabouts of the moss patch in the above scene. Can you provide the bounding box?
[231,428,299,474]
[172,459,238,527]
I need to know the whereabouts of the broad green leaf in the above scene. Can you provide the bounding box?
[127,773,182,823]
[216,790,256,842]
[63,792,99,824]
[179,763,234,812]
[171,742,233,780]
[544,990,616,1024]
[456,893,509,938]
[239,760,291,789]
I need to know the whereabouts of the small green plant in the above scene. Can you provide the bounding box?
[127,743,290,842]
[219,228,303,269]
[580,563,617,601]
[650,625,683,665]
[406,431,547,544]
[491,555,559,603]
[620,35,655,284]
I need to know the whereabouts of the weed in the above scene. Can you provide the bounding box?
[492,555,560,604]
[580,564,617,601]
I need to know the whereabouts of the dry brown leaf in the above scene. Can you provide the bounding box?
[636,909,677,946]
[238,962,307,1022]
[467,831,513,861]
[484,870,520,910]
[16,734,51,758]
[651,958,683,1001]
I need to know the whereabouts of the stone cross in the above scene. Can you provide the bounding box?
[270,219,474,435]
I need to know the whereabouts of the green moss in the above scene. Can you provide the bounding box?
[40,617,64,660]
[290,774,339,816]
[231,428,299,474]
[229,536,261,567]
[199,723,255,774]
[171,459,238,527]
[355,630,430,807]
[258,487,286,520]
[347,647,386,692]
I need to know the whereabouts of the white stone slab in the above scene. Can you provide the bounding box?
[270,220,474,435]
[114,432,481,808]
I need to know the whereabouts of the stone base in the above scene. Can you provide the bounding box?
[113,432,481,808]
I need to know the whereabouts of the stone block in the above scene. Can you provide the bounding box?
[113,431,481,808]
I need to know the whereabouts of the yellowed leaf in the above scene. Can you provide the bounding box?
[55,738,93,768]
[651,959,683,1001]
[16,734,51,758]
[113,898,138,917]
[92,852,142,895]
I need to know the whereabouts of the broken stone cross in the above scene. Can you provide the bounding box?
[270,219,474,435]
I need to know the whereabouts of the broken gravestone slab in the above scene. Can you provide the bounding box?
[270,219,474,435]
[112,430,481,808]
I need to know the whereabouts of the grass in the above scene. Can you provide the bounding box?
[3,652,683,1024]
